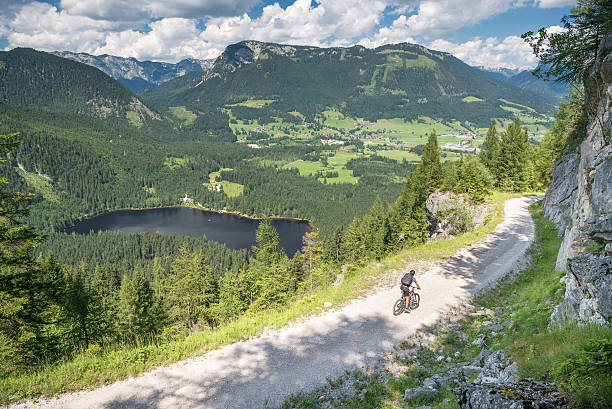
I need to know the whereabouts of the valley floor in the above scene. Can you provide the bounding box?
[8,197,538,409]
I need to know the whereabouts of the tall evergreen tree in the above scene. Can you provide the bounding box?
[168,246,219,331]
[0,132,64,372]
[243,221,291,309]
[421,130,442,195]
[479,119,500,174]
[497,118,531,192]
[118,269,156,339]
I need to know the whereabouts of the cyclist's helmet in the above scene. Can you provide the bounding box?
[409,269,415,276]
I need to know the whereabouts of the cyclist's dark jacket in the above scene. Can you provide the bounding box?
[400,273,417,295]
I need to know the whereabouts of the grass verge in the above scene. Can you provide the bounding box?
[0,191,523,404]
[280,202,611,409]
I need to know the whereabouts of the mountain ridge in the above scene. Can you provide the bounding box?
[143,40,556,127]
[52,51,214,92]
[0,48,158,122]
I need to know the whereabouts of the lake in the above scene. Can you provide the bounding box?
[65,207,312,256]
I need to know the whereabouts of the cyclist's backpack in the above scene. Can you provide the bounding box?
[401,272,413,285]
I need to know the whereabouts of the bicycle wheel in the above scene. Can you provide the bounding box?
[409,293,420,310]
[393,298,406,315]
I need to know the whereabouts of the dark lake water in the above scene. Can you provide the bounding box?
[65,207,311,256]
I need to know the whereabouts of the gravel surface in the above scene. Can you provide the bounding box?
[9,197,538,409]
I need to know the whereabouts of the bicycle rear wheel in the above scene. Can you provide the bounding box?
[409,293,420,310]
[393,298,405,315]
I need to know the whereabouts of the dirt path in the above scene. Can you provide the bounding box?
[11,197,538,409]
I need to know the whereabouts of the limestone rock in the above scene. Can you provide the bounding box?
[471,348,491,367]
[474,350,518,385]
[454,381,568,409]
[550,253,612,327]
[404,386,439,401]
[542,152,579,236]
[422,374,458,389]
[426,190,489,239]
[551,34,612,271]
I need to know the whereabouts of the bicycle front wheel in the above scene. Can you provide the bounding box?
[393,298,405,315]
[409,293,420,310]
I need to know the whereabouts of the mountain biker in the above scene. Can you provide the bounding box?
[400,270,421,311]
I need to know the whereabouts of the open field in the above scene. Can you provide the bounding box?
[168,106,196,125]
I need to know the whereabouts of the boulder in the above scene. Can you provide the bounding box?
[454,380,568,409]
[422,374,458,389]
[426,190,489,239]
[471,348,491,367]
[474,350,518,385]
[404,387,439,401]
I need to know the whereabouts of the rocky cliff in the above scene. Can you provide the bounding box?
[543,34,612,326]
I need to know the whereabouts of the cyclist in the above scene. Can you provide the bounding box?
[400,270,421,311]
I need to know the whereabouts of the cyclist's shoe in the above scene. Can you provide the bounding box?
[404,309,410,313]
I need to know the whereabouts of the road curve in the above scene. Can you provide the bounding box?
[11,197,539,409]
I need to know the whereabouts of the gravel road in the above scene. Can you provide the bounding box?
[10,196,538,409]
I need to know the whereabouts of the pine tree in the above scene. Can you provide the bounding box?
[497,118,531,192]
[62,264,94,349]
[168,246,219,331]
[301,232,322,293]
[479,119,500,175]
[421,129,442,195]
[244,221,291,309]
[214,272,247,321]
[118,269,156,339]
[322,226,343,264]
[0,132,64,372]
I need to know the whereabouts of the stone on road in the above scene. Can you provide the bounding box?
[10,197,537,409]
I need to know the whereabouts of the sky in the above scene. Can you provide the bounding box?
[0,0,575,70]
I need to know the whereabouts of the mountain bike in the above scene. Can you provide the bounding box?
[393,286,420,315]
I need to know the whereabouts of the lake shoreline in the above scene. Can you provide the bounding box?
[66,204,314,232]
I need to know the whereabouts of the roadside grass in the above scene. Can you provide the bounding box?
[281,201,611,409]
[0,191,521,404]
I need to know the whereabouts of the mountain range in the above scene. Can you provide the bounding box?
[142,40,555,127]
[0,41,560,130]
[52,51,214,93]
[478,66,567,98]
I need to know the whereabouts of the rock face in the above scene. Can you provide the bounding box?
[426,190,489,239]
[550,253,612,326]
[454,350,568,409]
[541,152,579,236]
[543,34,612,326]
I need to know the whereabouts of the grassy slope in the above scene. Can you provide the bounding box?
[0,192,520,404]
[281,202,611,409]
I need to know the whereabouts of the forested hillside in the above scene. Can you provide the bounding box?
[144,41,555,126]
[0,48,156,122]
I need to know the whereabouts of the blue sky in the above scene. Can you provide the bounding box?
[0,0,574,69]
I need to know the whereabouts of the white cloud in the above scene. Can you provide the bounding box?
[428,34,539,69]
[1,0,569,70]
[535,0,575,8]
[5,2,122,53]
[387,0,529,39]
[59,0,261,22]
